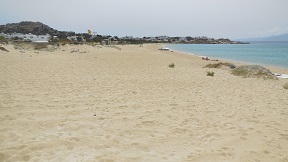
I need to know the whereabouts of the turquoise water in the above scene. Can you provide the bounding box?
[166,42,288,69]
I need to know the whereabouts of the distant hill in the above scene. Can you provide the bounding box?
[263,33,288,41]
[0,21,75,39]
[236,33,288,41]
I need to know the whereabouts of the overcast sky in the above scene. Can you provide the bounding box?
[1,0,288,39]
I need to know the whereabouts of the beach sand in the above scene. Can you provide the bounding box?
[0,43,288,162]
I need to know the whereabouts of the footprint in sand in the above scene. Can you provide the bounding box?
[9,155,31,161]
[263,150,270,154]
[217,147,234,158]
[141,121,155,126]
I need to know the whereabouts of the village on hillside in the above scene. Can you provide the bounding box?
[0,21,247,45]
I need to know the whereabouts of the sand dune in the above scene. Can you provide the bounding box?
[0,43,288,162]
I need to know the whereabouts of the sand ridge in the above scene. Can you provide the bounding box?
[0,43,288,161]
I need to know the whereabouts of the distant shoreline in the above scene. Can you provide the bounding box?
[165,42,288,71]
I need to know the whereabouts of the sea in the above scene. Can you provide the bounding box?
[166,41,288,69]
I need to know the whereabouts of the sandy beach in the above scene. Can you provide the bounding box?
[0,43,288,162]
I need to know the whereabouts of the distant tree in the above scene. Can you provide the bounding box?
[92,35,104,43]
[76,36,82,42]
[186,36,193,41]
[12,36,23,40]
[82,33,91,40]
[0,36,9,43]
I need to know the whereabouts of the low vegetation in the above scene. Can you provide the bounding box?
[169,63,175,68]
[13,42,33,51]
[34,43,48,50]
[0,36,9,44]
[232,65,276,79]
[284,83,288,89]
[204,62,236,69]
[0,46,9,52]
[11,42,57,52]
[206,71,215,76]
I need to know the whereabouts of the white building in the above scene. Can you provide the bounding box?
[146,37,157,41]
[121,36,134,40]
[67,36,86,42]
[179,37,188,42]
[0,33,50,43]
[67,36,78,41]
[157,36,170,42]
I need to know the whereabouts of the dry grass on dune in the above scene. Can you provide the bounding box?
[203,62,236,69]
[231,65,276,79]
[0,46,9,52]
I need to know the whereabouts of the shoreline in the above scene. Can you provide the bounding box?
[164,44,288,74]
[164,44,288,70]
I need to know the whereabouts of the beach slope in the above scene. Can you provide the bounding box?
[0,44,288,161]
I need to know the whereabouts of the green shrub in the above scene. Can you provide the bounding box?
[169,63,175,68]
[206,71,214,76]
[284,83,288,89]
[0,36,9,44]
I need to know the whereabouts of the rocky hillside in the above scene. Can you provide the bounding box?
[0,21,75,38]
